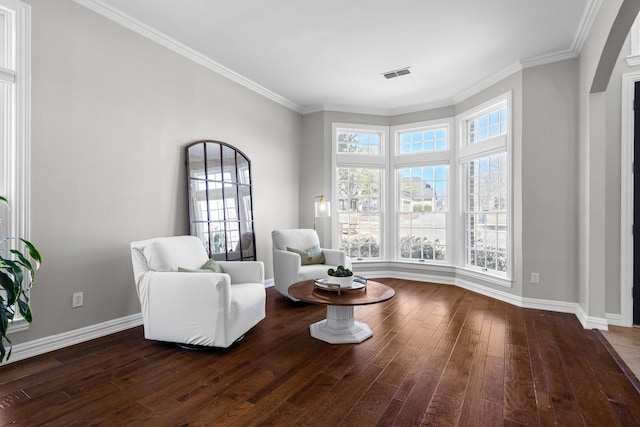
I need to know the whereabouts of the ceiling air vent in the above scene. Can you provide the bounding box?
[383,67,411,79]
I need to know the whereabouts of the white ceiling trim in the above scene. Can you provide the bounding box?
[302,97,455,117]
[452,62,523,105]
[519,0,601,69]
[520,0,602,68]
[73,0,304,113]
[454,0,600,105]
[74,0,601,118]
[572,0,603,54]
[520,48,578,69]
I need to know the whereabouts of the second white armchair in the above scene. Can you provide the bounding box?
[131,235,266,348]
[271,229,352,301]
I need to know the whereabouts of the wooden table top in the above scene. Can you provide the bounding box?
[288,279,395,306]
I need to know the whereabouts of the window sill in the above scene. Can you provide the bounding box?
[351,259,512,288]
[455,267,512,288]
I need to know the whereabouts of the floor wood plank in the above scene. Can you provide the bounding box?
[0,279,638,426]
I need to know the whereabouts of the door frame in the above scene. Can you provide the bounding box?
[621,71,640,327]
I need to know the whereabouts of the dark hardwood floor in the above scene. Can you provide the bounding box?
[1,279,639,426]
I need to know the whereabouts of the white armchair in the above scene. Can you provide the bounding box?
[271,229,352,300]
[130,235,266,348]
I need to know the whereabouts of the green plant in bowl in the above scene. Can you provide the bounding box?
[327,265,353,277]
[327,265,353,287]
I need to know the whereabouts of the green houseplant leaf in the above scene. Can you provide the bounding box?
[0,196,41,362]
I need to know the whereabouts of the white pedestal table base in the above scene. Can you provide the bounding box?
[309,304,372,344]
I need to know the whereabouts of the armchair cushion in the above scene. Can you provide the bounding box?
[178,258,223,273]
[202,258,223,272]
[286,244,325,265]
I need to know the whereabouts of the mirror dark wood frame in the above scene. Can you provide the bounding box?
[186,140,256,261]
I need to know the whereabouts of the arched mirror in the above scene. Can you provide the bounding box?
[186,140,256,261]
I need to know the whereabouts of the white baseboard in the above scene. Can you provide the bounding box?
[6,278,271,363]
[606,312,623,327]
[575,304,609,330]
[359,271,609,330]
[456,278,521,306]
[6,313,143,364]
[6,273,612,364]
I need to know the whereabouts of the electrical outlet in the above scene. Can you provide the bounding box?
[530,273,540,284]
[72,292,83,308]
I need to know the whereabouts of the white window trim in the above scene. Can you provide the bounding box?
[455,92,513,281]
[1,0,31,333]
[332,123,388,256]
[626,14,640,67]
[391,118,454,263]
[619,71,640,327]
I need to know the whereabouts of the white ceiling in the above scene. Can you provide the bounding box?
[87,0,596,115]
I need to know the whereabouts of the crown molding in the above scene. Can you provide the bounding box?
[301,104,393,116]
[73,0,303,114]
[74,0,601,119]
[452,61,522,104]
[302,98,455,117]
[519,0,601,69]
[519,48,579,69]
[573,0,603,54]
[387,98,455,116]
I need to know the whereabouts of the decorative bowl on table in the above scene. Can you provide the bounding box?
[328,275,353,288]
[327,266,354,288]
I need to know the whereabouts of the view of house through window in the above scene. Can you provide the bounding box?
[333,93,510,280]
[394,123,451,263]
[398,165,448,261]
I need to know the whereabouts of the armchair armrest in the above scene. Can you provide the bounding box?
[273,249,303,285]
[322,248,352,269]
[138,271,231,341]
[142,271,231,308]
[217,261,264,284]
[273,249,302,272]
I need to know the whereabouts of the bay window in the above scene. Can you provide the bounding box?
[332,92,511,282]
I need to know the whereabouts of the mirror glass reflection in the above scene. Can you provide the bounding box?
[186,140,256,261]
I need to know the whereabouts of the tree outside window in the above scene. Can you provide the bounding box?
[337,167,382,259]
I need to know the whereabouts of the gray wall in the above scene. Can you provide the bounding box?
[16,0,640,350]
[18,0,302,344]
[521,59,579,302]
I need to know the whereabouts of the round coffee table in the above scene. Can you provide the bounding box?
[288,279,395,344]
